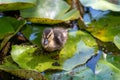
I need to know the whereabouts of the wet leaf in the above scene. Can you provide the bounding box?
[11,30,97,72]
[0,17,14,40]
[48,60,120,80]
[0,17,26,50]
[87,12,120,42]
[20,0,80,24]
[107,54,120,69]
[0,56,47,80]
[0,0,37,11]
[62,40,97,71]
[80,0,120,11]
[22,24,45,47]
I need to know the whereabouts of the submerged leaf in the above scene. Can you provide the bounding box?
[0,0,37,11]
[20,0,80,24]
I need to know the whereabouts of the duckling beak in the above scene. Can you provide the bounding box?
[44,39,48,45]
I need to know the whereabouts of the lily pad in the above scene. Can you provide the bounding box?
[21,24,45,47]
[86,12,120,42]
[20,0,80,24]
[0,17,14,40]
[11,30,98,72]
[80,0,120,11]
[0,56,47,80]
[0,17,26,50]
[62,40,97,71]
[47,60,120,80]
[107,54,120,69]
[0,0,37,11]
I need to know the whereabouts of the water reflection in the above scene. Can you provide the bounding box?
[86,50,102,74]
[29,32,38,41]
[83,7,109,24]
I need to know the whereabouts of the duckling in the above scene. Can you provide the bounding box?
[41,27,68,52]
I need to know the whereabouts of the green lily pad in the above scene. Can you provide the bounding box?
[22,24,45,47]
[114,34,120,49]
[107,54,120,69]
[46,60,120,80]
[11,30,98,72]
[0,17,26,50]
[86,12,120,42]
[80,0,120,11]
[0,56,47,80]
[0,0,37,11]
[20,0,80,24]
[0,17,14,40]
[63,40,97,71]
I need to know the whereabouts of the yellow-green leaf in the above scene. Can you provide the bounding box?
[87,13,120,42]
[0,56,47,80]
[20,0,80,24]
[0,0,37,11]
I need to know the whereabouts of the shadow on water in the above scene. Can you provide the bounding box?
[86,50,102,74]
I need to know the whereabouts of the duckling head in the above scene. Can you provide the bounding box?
[41,28,54,49]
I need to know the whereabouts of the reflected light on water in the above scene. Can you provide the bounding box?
[29,32,38,41]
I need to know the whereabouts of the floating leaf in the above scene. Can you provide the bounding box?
[80,0,120,11]
[20,0,80,24]
[0,17,26,50]
[0,0,37,11]
[87,12,120,42]
[107,54,120,69]
[0,17,14,40]
[11,30,97,72]
[22,24,45,47]
[62,40,97,71]
[0,56,47,80]
[47,60,120,80]
[114,34,120,49]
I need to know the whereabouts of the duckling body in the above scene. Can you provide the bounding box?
[41,27,68,52]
